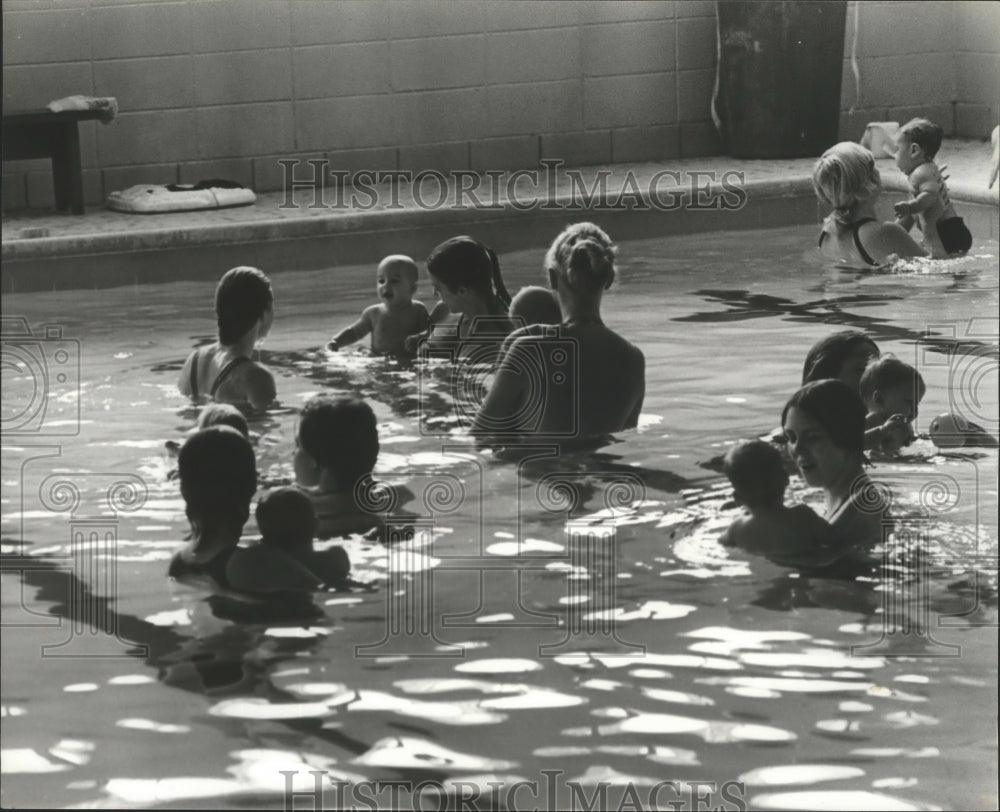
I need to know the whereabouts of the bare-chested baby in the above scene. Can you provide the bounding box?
[328,255,430,357]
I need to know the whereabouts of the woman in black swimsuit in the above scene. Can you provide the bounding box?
[813,142,924,267]
[178,266,276,410]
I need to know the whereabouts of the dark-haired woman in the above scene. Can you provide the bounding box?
[422,235,514,350]
[782,379,892,547]
[178,266,276,410]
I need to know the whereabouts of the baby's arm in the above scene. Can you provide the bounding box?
[412,301,431,334]
[226,546,323,593]
[864,414,914,453]
[246,365,277,411]
[429,301,450,325]
[403,301,446,354]
[328,307,375,350]
[894,164,941,216]
[894,211,915,232]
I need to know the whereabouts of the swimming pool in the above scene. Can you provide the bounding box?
[2,224,997,810]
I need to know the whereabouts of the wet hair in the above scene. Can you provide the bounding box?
[723,440,789,510]
[379,254,419,284]
[859,355,926,406]
[899,118,943,160]
[427,236,511,312]
[197,403,249,438]
[509,285,562,327]
[216,266,273,345]
[802,330,880,385]
[297,396,379,488]
[545,222,617,294]
[782,379,867,460]
[178,426,257,530]
[256,486,317,548]
[812,142,881,229]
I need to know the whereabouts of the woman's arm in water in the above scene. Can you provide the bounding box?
[624,352,646,430]
[471,338,531,443]
[864,222,926,263]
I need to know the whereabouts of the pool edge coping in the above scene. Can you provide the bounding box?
[2,172,996,262]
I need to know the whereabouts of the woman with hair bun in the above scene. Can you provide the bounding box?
[813,142,924,267]
[473,222,645,448]
[178,266,276,410]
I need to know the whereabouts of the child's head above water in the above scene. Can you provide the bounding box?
[895,118,943,174]
[196,402,249,437]
[426,236,511,314]
[812,142,881,226]
[179,426,257,530]
[295,395,379,491]
[376,255,419,308]
[859,355,926,421]
[723,440,789,511]
[802,330,880,391]
[509,285,562,327]
[545,222,617,296]
[256,486,317,549]
[216,266,273,346]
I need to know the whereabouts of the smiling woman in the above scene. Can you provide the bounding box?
[781,379,892,547]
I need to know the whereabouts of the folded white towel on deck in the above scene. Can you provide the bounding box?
[47,95,119,123]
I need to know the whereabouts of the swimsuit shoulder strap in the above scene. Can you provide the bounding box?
[849,218,878,266]
[209,355,252,397]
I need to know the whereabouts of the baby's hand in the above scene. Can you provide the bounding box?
[327,339,339,351]
[893,201,913,216]
[881,414,914,450]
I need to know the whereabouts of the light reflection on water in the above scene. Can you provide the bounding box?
[1,226,997,809]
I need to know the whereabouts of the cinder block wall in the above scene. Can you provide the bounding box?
[3,0,997,212]
[839,0,1000,142]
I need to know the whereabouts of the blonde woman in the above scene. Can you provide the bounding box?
[473,222,645,448]
[813,142,924,267]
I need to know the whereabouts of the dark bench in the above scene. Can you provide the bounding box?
[2,109,106,215]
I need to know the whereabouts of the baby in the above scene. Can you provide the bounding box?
[509,285,561,328]
[328,255,430,356]
[496,286,562,360]
[893,118,972,258]
[720,440,837,566]
[859,356,925,455]
[255,486,351,588]
[165,402,250,474]
[197,402,249,437]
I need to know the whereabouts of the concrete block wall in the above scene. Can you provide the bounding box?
[2,0,719,211]
[838,0,1000,143]
[2,0,997,212]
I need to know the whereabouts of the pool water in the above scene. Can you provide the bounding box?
[2,224,997,810]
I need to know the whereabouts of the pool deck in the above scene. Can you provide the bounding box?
[2,137,996,290]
